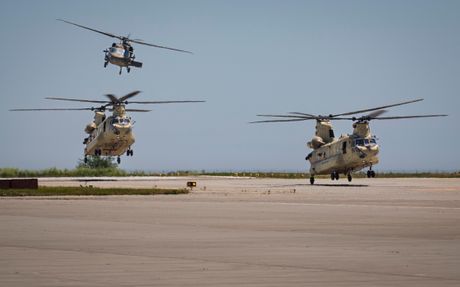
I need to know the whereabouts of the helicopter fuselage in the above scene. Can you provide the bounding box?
[57,19,192,75]
[84,115,135,157]
[104,43,142,72]
[307,134,379,176]
[251,98,446,184]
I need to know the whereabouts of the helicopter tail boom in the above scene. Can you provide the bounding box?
[129,61,142,68]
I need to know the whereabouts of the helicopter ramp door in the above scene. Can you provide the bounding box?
[130,61,142,68]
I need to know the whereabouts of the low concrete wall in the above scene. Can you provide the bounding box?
[0,179,38,189]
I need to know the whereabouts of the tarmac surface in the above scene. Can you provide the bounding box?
[1,177,460,286]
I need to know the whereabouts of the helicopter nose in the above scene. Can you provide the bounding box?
[365,144,379,156]
[356,145,379,158]
[113,125,131,135]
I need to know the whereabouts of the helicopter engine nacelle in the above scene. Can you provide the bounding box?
[85,122,97,134]
[307,136,325,149]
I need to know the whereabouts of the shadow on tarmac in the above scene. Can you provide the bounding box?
[273,183,369,188]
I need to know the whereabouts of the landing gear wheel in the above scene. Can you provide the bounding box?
[371,170,376,178]
[119,68,122,75]
[310,176,315,185]
[367,170,371,178]
[84,156,87,164]
[330,171,339,180]
[104,61,108,68]
[117,156,121,164]
[127,67,131,73]
[347,173,352,182]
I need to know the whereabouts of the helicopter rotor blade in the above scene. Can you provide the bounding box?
[128,39,193,54]
[126,100,205,104]
[371,114,448,120]
[330,99,424,117]
[119,90,141,102]
[45,97,108,104]
[108,108,152,112]
[256,114,315,119]
[105,94,120,104]
[125,109,152,112]
[366,110,387,119]
[288,112,318,117]
[57,19,122,40]
[249,118,310,124]
[9,107,96,112]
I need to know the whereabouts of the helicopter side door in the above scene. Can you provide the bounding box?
[342,141,347,154]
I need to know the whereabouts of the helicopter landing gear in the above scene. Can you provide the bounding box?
[367,166,376,178]
[127,67,131,73]
[331,171,339,181]
[367,170,376,178]
[347,173,352,182]
[117,156,121,164]
[310,176,315,185]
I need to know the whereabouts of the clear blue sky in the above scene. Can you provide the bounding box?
[1,0,459,172]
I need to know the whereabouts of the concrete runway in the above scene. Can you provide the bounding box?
[1,177,460,286]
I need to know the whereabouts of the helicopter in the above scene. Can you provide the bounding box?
[57,19,192,75]
[10,91,204,164]
[251,99,447,184]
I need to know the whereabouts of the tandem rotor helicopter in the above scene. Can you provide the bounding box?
[10,91,204,164]
[57,19,192,75]
[251,99,447,184]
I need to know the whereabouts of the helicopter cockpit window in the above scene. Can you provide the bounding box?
[109,47,125,56]
[354,138,377,146]
[112,117,130,125]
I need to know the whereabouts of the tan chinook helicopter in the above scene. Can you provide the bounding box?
[251,99,447,184]
[57,19,192,75]
[10,91,204,164]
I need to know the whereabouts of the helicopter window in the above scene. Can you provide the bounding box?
[354,138,377,146]
[109,47,125,56]
[329,129,335,138]
[342,141,347,154]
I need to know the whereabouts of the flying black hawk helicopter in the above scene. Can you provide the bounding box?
[57,19,192,75]
[10,91,204,164]
[251,99,447,184]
